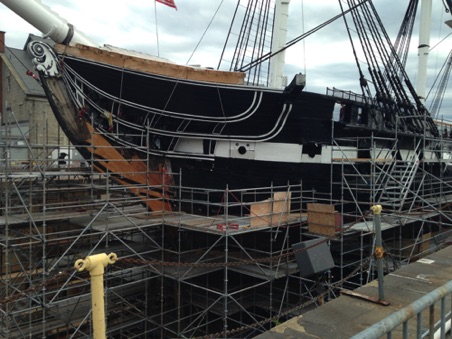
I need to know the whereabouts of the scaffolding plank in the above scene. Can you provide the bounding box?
[229,262,299,280]
[161,266,223,280]
[0,210,95,226]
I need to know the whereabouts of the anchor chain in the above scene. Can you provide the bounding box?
[0,269,74,308]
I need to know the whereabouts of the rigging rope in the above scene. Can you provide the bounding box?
[224,0,275,86]
[237,2,368,73]
[341,0,438,136]
[186,0,225,66]
[392,0,419,72]
[428,49,452,118]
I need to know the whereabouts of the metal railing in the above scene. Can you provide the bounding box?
[351,280,452,339]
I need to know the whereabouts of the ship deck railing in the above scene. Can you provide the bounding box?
[351,280,452,339]
[327,87,369,104]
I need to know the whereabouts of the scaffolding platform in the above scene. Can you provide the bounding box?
[349,210,443,232]
[2,119,452,338]
[160,212,305,234]
[229,262,300,280]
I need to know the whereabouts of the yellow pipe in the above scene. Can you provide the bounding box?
[74,253,117,339]
[371,205,385,301]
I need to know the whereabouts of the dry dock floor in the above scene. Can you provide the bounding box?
[256,245,452,338]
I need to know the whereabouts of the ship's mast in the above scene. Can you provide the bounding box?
[269,0,290,88]
[416,0,432,103]
[0,0,95,46]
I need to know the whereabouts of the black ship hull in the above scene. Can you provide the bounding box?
[28,41,444,213]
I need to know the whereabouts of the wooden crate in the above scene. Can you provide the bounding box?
[307,203,341,236]
[0,250,27,275]
[250,192,291,227]
[399,232,432,258]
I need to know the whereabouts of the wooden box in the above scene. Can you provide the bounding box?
[250,192,291,227]
[399,232,432,258]
[307,203,341,236]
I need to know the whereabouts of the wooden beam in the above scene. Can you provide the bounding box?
[55,44,245,85]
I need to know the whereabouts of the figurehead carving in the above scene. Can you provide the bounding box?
[27,41,59,77]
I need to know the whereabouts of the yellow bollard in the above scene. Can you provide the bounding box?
[75,253,117,339]
[370,204,382,215]
[371,205,385,301]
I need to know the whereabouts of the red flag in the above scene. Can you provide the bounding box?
[156,0,177,10]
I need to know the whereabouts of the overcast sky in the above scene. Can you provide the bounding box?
[1,0,452,119]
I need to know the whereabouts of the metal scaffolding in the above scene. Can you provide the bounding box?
[1,113,452,338]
